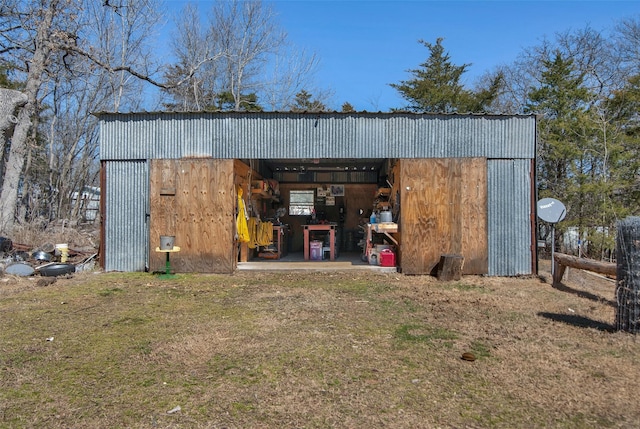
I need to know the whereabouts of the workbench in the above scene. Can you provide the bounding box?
[303,224,336,261]
[363,223,398,262]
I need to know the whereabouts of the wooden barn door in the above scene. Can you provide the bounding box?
[149,159,235,273]
[400,158,488,275]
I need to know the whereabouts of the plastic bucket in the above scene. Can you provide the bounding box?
[369,250,379,265]
[310,241,323,260]
[55,243,69,263]
[160,236,175,250]
[379,210,392,223]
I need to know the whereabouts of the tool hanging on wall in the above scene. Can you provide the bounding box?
[256,221,274,246]
[247,217,259,249]
[236,187,250,243]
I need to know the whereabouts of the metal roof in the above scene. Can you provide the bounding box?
[98,111,536,161]
[94,109,534,117]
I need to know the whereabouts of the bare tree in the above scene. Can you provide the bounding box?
[615,16,640,74]
[83,0,163,111]
[260,43,322,111]
[212,0,285,111]
[0,89,28,166]
[163,3,224,110]
[0,0,163,233]
[163,0,322,112]
[491,26,622,114]
[0,0,62,232]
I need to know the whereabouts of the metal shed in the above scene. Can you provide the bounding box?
[97,111,537,276]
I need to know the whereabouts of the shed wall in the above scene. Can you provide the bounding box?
[149,159,236,273]
[487,159,534,276]
[104,160,149,272]
[399,158,488,275]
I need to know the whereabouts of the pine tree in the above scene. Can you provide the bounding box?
[341,102,355,112]
[290,90,326,112]
[525,51,631,256]
[526,52,592,202]
[390,38,502,113]
[215,91,263,112]
[608,75,640,213]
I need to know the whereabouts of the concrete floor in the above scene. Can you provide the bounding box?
[237,251,398,273]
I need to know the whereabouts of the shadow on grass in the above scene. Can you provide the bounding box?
[551,281,616,307]
[538,312,615,332]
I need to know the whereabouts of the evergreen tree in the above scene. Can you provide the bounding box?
[0,65,21,89]
[390,38,502,113]
[215,91,263,112]
[525,51,631,256]
[608,74,640,213]
[290,90,326,112]
[526,52,592,200]
[341,102,355,112]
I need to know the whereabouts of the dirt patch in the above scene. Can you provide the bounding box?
[1,262,638,428]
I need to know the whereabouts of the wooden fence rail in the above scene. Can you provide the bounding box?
[552,252,616,287]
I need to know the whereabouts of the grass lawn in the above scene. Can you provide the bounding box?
[1,266,638,428]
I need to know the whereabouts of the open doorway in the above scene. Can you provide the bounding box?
[236,158,399,267]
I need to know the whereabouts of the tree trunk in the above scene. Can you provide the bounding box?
[0,2,56,234]
[0,106,32,233]
[0,89,28,158]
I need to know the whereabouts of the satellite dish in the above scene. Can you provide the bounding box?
[537,198,566,224]
[537,197,567,277]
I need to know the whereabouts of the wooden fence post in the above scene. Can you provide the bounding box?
[616,217,640,333]
[552,253,616,287]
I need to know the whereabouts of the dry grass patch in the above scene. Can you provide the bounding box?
[1,265,639,428]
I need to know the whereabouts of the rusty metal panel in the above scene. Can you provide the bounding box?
[104,160,149,272]
[99,112,535,161]
[488,159,533,276]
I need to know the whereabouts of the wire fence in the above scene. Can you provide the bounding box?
[615,216,640,333]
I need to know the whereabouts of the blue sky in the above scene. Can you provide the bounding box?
[161,1,640,111]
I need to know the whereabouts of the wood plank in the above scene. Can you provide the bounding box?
[400,159,436,275]
[150,159,235,273]
[460,158,488,274]
[399,158,488,276]
[149,159,177,271]
[436,159,451,269]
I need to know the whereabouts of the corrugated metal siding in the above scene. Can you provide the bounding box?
[99,112,535,161]
[488,159,533,276]
[104,160,149,272]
